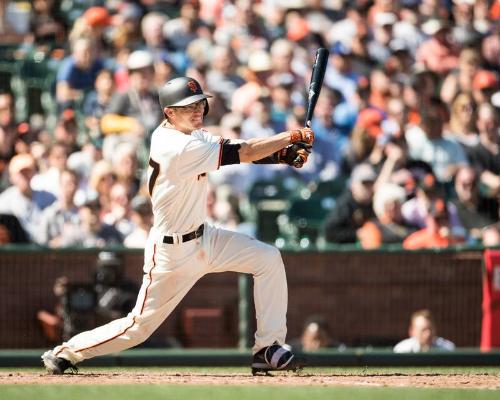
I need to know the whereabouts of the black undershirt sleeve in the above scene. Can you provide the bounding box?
[220,143,242,166]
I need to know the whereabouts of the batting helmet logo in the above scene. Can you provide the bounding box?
[187,80,198,93]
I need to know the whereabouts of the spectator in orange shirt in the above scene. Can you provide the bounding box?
[403,198,465,250]
[358,183,417,249]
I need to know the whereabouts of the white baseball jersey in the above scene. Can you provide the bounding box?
[148,125,222,234]
[50,124,288,363]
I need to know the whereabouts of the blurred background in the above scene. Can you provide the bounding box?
[0,0,499,357]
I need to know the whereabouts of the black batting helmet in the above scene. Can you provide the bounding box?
[158,77,212,116]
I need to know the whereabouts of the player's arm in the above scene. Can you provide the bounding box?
[221,128,314,168]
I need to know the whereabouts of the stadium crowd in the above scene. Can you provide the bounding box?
[0,0,498,249]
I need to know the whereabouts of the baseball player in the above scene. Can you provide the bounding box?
[42,77,314,375]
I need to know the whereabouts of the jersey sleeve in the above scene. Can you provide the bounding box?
[176,134,223,179]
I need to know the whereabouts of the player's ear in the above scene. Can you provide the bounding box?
[164,107,174,120]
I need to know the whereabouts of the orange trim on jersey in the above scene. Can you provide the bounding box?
[74,244,158,354]
[217,138,224,170]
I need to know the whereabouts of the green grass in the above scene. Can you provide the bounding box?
[2,385,500,400]
[2,367,499,400]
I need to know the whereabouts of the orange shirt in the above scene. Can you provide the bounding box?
[403,229,463,250]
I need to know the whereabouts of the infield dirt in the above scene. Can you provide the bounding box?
[1,371,499,389]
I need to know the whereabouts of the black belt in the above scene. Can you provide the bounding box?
[163,224,204,244]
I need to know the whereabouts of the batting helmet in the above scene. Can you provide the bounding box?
[158,77,212,116]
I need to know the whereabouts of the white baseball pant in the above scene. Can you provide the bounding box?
[52,223,288,363]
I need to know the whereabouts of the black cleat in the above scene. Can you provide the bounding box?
[251,343,306,376]
[41,351,78,375]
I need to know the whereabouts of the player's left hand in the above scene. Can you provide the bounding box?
[279,142,312,168]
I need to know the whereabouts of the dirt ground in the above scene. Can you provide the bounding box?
[1,371,500,389]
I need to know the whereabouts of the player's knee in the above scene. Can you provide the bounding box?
[128,323,156,344]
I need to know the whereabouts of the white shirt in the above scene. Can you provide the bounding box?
[147,126,222,235]
[394,336,456,353]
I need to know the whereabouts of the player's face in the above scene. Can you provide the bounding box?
[169,100,205,133]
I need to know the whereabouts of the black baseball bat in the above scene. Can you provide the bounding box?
[304,48,329,128]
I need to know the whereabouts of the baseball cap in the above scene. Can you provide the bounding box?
[330,41,352,56]
[375,12,397,27]
[351,163,377,184]
[83,7,111,27]
[357,108,384,137]
[9,154,36,175]
[421,19,449,35]
[248,50,272,72]
[287,16,309,41]
[472,70,499,90]
[126,50,154,71]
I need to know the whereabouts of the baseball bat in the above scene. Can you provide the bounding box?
[304,47,329,128]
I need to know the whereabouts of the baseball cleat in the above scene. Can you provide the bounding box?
[41,350,78,375]
[251,342,306,376]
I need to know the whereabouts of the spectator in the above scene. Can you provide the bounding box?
[451,166,498,244]
[38,168,80,247]
[394,309,455,353]
[71,199,122,247]
[102,182,134,238]
[440,48,480,105]
[368,12,398,65]
[206,45,245,112]
[471,69,499,106]
[0,214,29,244]
[56,37,105,110]
[100,50,162,157]
[467,103,500,197]
[324,163,376,244]
[358,183,417,249]
[231,50,273,116]
[53,109,80,154]
[416,19,459,75]
[28,0,65,47]
[86,160,115,214]
[446,92,478,148]
[290,315,344,352]
[405,99,469,183]
[481,17,500,70]
[0,93,17,177]
[82,69,116,143]
[31,142,69,197]
[0,154,55,241]
[401,172,465,235]
[403,198,465,249]
[124,195,153,249]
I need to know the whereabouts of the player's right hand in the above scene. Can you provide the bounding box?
[289,127,314,144]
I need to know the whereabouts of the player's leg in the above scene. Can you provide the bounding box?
[43,238,205,372]
[204,225,288,353]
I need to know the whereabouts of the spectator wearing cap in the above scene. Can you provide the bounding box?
[358,183,418,249]
[324,41,361,106]
[451,0,482,48]
[324,163,376,244]
[392,4,426,56]
[0,154,55,241]
[440,48,481,105]
[268,39,305,94]
[402,197,465,249]
[101,50,162,157]
[467,103,500,197]
[416,19,460,75]
[405,99,469,183]
[124,195,153,248]
[450,166,498,244]
[56,37,106,110]
[340,108,385,176]
[446,92,478,149]
[206,45,245,112]
[38,168,81,247]
[472,69,499,105]
[231,50,273,116]
[368,12,398,65]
